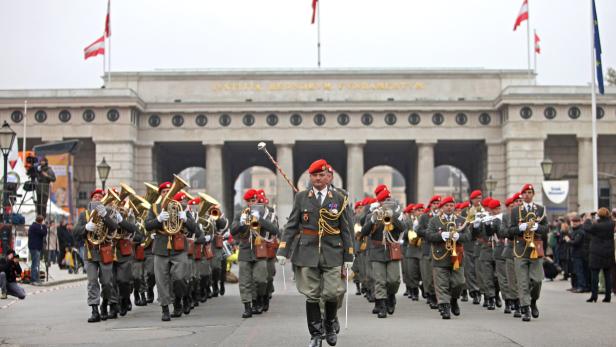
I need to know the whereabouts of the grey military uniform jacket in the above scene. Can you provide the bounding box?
[361,210,407,262]
[144,202,200,257]
[416,212,436,257]
[426,214,474,268]
[499,213,514,259]
[507,203,548,259]
[277,187,354,267]
[73,207,119,262]
[230,209,279,262]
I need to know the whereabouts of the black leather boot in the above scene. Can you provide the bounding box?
[355,282,361,295]
[472,291,481,305]
[495,295,502,308]
[513,299,522,318]
[200,277,208,303]
[140,292,148,306]
[219,273,226,296]
[107,303,118,319]
[171,298,183,318]
[521,306,531,322]
[205,275,212,298]
[324,301,338,346]
[487,297,496,310]
[100,300,108,321]
[441,303,451,319]
[377,299,387,319]
[530,299,539,318]
[161,305,171,321]
[119,298,128,316]
[450,298,460,316]
[482,294,488,308]
[372,300,379,314]
[146,286,155,304]
[429,294,439,310]
[242,302,253,318]
[183,296,192,315]
[387,294,396,315]
[252,297,263,315]
[461,289,469,302]
[403,286,410,296]
[306,302,323,347]
[211,271,219,297]
[88,305,101,323]
[133,283,144,306]
[504,299,512,314]
[262,295,270,312]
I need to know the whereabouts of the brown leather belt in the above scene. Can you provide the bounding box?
[371,240,383,246]
[302,229,319,236]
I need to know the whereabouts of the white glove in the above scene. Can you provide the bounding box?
[204,235,211,243]
[240,214,247,224]
[519,223,528,232]
[370,214,377,223]
[276,255,286,265]
[413,219,419,228]
[85,221,96,231]
[179,211,187,222]
[344,261,354,269]
[473,220,481,228]
[250,210,261,219]
[531,223,539,232]
[115,212,123,224]
[157,210,170,223]
[369,202,380,212]
[223,231,231,239]
[452,233,460,241]
[441,231,450,241]
[95,204,107,217]
[151,233,156,240]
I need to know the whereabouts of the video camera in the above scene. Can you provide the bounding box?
[24,155,40,191]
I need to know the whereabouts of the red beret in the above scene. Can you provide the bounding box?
[374,184,388,196]
[264,198,269,204]
[256,189,266,197]
[429,195,442,205]
[188,197,201,206]
[488,199,501,210]
[376,189,391,202]
[326,164,334,173]
[481,197,493,208]
[158,181,172,193]
[354,201,363,209]
[308,159,329,174]
[361,197,371,206]
[439,196,455,208]
[366,197,377,205]
[511,192,521,201]
[414,203,425,210]
[404,204,415,213]
[505,197,513,207]
[90,189,104,199]
[454,203,462,210]
[460,201,470,209]
[243,189,257,201]
[173,191,187,202]
[470,190,482,200]
[423,207,431,214]
[521,183,534,193]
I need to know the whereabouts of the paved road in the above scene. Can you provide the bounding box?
[0,264,614,347]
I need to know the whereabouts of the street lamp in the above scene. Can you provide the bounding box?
[0,122,16,221]
[541,158,553,180]
[485,175,497,197]
[96,157,111,190]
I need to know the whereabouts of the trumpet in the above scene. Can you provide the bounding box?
[444,221,459,257]
[160,174,189,235]
[86,188,121,246]
[524,211,539,259]
[243,204,265,232]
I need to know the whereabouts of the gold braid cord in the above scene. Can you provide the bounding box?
[317,195,349,250]
[431,215,452,261]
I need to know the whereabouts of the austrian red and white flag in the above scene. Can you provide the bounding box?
[534,32,541,54]
[311,0,318,24]
[105,0,111,37]
[84,35,105,60]
[513,0,529,31]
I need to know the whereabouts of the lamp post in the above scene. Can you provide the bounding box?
[541,158,553,181]
[0,121,17,222]
[485,175,497,198]
[96,157,111,190]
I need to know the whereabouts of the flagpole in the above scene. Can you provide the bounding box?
[317,0,321,68]
[590,0,598,211]
[103,39,107,87]
[533,29,538,85]
[23,100,27,159]
[526,1,532,84]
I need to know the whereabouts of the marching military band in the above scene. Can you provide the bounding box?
[76,148,548,346]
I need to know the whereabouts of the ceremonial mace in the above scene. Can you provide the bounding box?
[257,142,298,291]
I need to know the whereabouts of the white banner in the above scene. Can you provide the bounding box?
[542,180,569,204]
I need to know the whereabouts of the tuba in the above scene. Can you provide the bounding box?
[160,174,189,235]
[86,188,121,245]
[143,182,160,205]
[198,193,221,221]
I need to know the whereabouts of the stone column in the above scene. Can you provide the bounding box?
[416,141,435,204]
[505,138,545,205]
[133,142,154,195]
[275,142,294,225]
[346,142,365,203]
[486,141,506,201]
[94,140,135,189]
[205,143,225,212]
[577,137,594,213]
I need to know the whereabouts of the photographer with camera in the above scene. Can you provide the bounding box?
[0,249,26,300]
[32,157,56,218]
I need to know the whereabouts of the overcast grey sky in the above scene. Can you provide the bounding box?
[0,0,614,89]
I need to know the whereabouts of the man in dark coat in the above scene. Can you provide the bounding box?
[583,208,615,302]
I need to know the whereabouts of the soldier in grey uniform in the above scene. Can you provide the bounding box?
[144,185,200,321]
[426,196,476,319]
[73,189,119,323]
[501,193,522,317]
[361,189,406,318]
[256,190,279,309]
[402,204,422,301]
[351,200,366,295]
[507,184,548,322]
[476,201,497,310]
[489,199,512,314]
[277,159,353,347]
[417,196,441,310]
[110,201,142,317]
[209,205,230,298]
[462,191,486,305]
[231,193,279,318]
